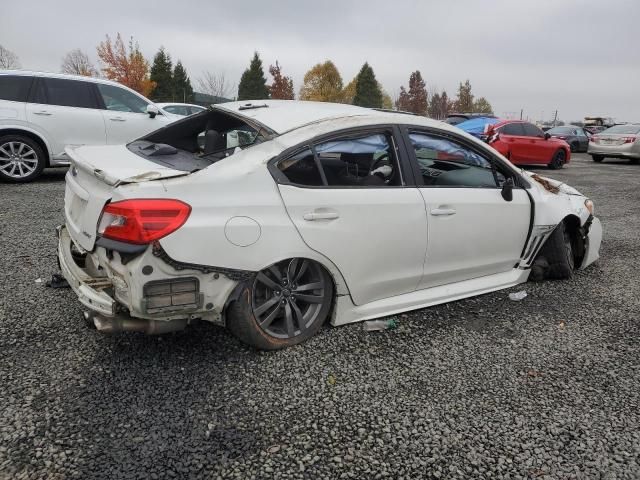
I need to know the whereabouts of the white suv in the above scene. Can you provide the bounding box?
[0,70,175,182]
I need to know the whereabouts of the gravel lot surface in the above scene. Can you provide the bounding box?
[1,154,639,479]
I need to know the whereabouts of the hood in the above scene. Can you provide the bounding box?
[522,170,583,196]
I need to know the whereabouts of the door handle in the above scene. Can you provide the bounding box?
[431,207,456,216]
[303,210,339,221]
[33,110,52,116]
[109,117,126,122]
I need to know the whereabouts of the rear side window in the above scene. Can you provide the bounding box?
[32,78,98,109]
[165,105,189,116]
[0,75,33,102]
[523,123,544,137]
[500,123,525,136]
[277,148,324,186]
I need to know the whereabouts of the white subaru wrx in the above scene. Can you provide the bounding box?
[58,100,602,349]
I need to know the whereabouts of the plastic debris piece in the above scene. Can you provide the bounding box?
[363,319,398,332]
[267,445,281,454]
[46,273,70,289]
[35,278,43,283]
[508,291,527,301]
[327,374,336,386]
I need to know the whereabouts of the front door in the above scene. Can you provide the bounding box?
[95,83,170,144]
[274,129,428,306]
[404,129,531,289]
[26,77,106,159]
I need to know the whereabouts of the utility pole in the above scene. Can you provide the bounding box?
[553,110,558,127]
[520,109,523,120]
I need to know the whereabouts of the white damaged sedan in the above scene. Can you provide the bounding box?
[58,100,602,349]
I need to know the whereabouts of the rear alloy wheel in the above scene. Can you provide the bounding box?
[227,258,334,350]
[548,149,566,169]
[0,135,46,183]
[591,155,604,162]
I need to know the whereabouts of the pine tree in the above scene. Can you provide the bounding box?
[172,61,193,102]
[149,47,173,102]
[454,80,474,112]
[353,62,382,108]
[238,52,270,101]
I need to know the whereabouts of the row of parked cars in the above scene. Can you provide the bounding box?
[0,70,205,182]
[446,113,640,169]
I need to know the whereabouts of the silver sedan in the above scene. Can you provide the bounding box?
[588,124,640,163]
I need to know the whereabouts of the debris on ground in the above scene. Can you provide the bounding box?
[34,277,43,284]
[508,291,528,301]
[363,319,398,331]
[46,273,70,289]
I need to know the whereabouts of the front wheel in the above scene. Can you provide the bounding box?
[548,149,566,169]
[592,155,604,162]
[532,222,575,280]
[227,258,334,350]
[0,135,46,183]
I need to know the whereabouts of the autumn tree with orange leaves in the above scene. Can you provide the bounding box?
[269,61,294,99]
[96,33,155,97]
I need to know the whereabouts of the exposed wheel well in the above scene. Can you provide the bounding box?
[562,214,585,265]
[0,129,50,166]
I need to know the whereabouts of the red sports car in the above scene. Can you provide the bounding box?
[486,120,571,169]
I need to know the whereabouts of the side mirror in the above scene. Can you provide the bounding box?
[501,177,514,202]
[544,132,551,140]
[146,104,159,119]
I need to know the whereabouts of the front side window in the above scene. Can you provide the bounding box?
[33,78,98,109]
[277,132,401,187]
[189,106,206,114]
[409,132,501,188]
[0,75,33,102]
[97,83,148,113]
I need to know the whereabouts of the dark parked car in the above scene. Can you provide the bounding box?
[546,125,591,152]
[445,113,497,126]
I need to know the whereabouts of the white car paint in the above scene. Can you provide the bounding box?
[156,103,208,117]
[0,70,175,176]
[57,100,602,344]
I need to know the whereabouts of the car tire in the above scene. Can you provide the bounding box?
[630,159,639,164]
[227,258,334,350]
[534,222,575,280]
[548,149,566,169]
[0,135,46,183]
[592,155,604,162]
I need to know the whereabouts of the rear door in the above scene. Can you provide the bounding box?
[403,129,531,289]
[26,77,106,159]
[273,127,428,306]
[498,122,528,162]
[522,123,551,164]
[96,83,171,144]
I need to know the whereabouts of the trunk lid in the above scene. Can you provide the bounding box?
[64,144,189,251]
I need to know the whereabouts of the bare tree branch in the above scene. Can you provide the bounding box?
[197,71,234,100]
[61,49,96,76]
[0,45,21,69]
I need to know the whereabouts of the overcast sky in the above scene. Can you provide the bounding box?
[2,0,639,122]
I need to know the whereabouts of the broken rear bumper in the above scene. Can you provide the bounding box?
[57,225,116,316]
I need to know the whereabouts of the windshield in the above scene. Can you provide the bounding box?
[602,125,640,135]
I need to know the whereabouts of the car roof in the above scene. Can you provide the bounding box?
[157,102,205,108]
[214,100,383,134]
[0,69,134,89]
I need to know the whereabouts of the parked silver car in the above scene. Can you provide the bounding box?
[588,124,640,163]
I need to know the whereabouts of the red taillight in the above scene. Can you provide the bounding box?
[623,136,637,144]
[98,199,191,244]
[591,136,599,144]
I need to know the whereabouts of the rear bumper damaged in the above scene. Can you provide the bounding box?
[57,225,240,333]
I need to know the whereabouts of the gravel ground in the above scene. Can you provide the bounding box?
[1,154,639,480]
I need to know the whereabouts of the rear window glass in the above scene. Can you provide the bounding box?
[0,75,33,102]
[602,125,640,135]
